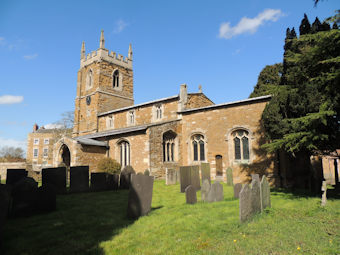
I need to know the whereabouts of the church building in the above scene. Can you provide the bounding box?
[27,31,277,184]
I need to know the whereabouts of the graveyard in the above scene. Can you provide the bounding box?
[1,174,339,255]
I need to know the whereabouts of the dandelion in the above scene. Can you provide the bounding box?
[243,234,246,238]
[297,246,301,251]
[233,239,237,243]
[329,240,332,244]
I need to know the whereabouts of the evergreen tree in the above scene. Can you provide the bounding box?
[286,28,291,39]
[299,14,311,35]
[333,22,339,29]
[311,17,321,33]
[290,27,297,38]
[320,21,331,31]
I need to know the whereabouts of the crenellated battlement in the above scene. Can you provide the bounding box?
[80,30,133,70]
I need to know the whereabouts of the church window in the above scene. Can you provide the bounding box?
[112,70,119,88]
[232,130,250,161]
[119,141,130,168]
[33,148,38,158]
[163,131,176,162]
[86,69,93,89]
[192,134,205,161]
[106,116,114,129]
[128,110,135,125]
[156,105,162,119]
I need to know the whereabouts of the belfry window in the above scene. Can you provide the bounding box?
[232,130,250,161]
[86,69,93,89]
[156,105,162,119]
[163,131,176,162]
[192,134,205,161]
[112,70,119,88]
[128,110,135,125]
[119,141,130,168]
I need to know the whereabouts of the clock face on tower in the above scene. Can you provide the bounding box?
[86,95,91,105]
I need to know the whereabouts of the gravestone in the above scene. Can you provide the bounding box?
[206,182,224,202]
[251,174,260,182]
[185,185,197,204]
[201,163,211,185]
[91,173,107,191]
[251,179,261,214]
[234,183,243,199]
[107,174,119,190]
[37,185,56,212]
[201,179,210,202]
[144,169,150,176]
[127,174,154,218]
[42,167,66,194]
[0,184,10,247]
[70,166,89,193]
[260,176,271,210]
[11,177,39,216]
[226,167,233,186]
[166,168,177,185]
[6,169,28,185]
[321,181,327,206]
[239,184,252,223]
[120,166,136,189]
[179,166,200,193]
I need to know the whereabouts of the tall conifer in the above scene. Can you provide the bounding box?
[299,14,311,35]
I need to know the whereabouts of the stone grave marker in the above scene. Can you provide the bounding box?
[107,174,119,190]
[166,168,177,185]
[6,169,28,185]
[190,165,201,191]
[127,174,154,219]
[37,185,57,212]
[120,166,136,189]
[239,184,252,223]
[201,179,210,202]
[91,173,107,191]
[260,176,271,210]
[226,167,233,186]
[251,174,260,182]
[0,184,10,247]
[42,167,66,194]
[206,182,224,202]
[70,166,89,193]
[201,163,211,185]
[251,179,261,214]
[321,181,327,206]
[180,166,200,193]
[185,185,197,204]
[234,183,243,199]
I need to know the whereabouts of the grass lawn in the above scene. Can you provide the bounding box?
[2,180,340,255]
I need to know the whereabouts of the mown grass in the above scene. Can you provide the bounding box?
[3,181,340,255]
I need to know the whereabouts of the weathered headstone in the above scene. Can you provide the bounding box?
[107,174,119,190]
[166,168,177,185]
[206,182,224,202]
[127,174,154,218]
[180,166,200,193]
[201,179,210,202]
[42,167,67,194]
[251,174,260,182]
[185,185,197,204]
[239,184,252,223]
[251,179,261,214]
[37,185,57,212]
[226,167,233,186]
[234,183,243,198]
[321,181,327,206]
[0,184,10,247]
[260,176,271,210]
[70,166,89,193]
[120,166,136,189]
[201,163,211,185]
[91,173,107,191]
[6,169,28,185]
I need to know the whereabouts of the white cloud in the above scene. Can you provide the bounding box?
[43,123,64,129]
[23,53,38,60]
[0,95,24,104]
[219,9,282,39]
[0,137,27,153]
[113,19,128,33]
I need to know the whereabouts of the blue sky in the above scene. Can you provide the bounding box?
[0,0,338,155]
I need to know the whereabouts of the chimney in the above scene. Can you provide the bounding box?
[179,84,188,111]
[33,123,39,132]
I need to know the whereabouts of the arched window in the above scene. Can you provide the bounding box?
[163,131,176,162]
[192,134,205,161]
[232,130,249,161]
[119,140,130,168]
[112,70,119,88]
[86,69,93,89]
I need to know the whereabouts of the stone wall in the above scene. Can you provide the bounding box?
[0,162,26,180]
[186,93,214,109]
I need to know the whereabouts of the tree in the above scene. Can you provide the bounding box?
[299,14,311,35]
[311,17,321,33]
[56,111,74,129]
[0,146,25,161]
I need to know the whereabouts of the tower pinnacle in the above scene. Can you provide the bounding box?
[128,43,133,60]
[99,30,105,49]
[81,41,85,59]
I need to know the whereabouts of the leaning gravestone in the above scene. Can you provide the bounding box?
[6,169,28,185]
[180,166,200,193]
[234,183,243,199]
[260,176,271,210]
[91,173,107,191]
[185,185,197,204]
[120,166,136,189]
[251,174,260,182]
[166,168,177,185]
[226,167,233,186]
[42,167,67,194]
[127,174,154,218]
[201,179,210,202]
[201,163,211,185]
[239,184,252,223]
[0,184,10,247]
[251,179,261,214]
[70,166,89,193]
[206,182,224,202]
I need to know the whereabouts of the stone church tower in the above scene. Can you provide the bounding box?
[73,30,134,137]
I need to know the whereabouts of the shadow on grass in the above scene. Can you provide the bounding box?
[2,190,136,255]
[271,187,340,200]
